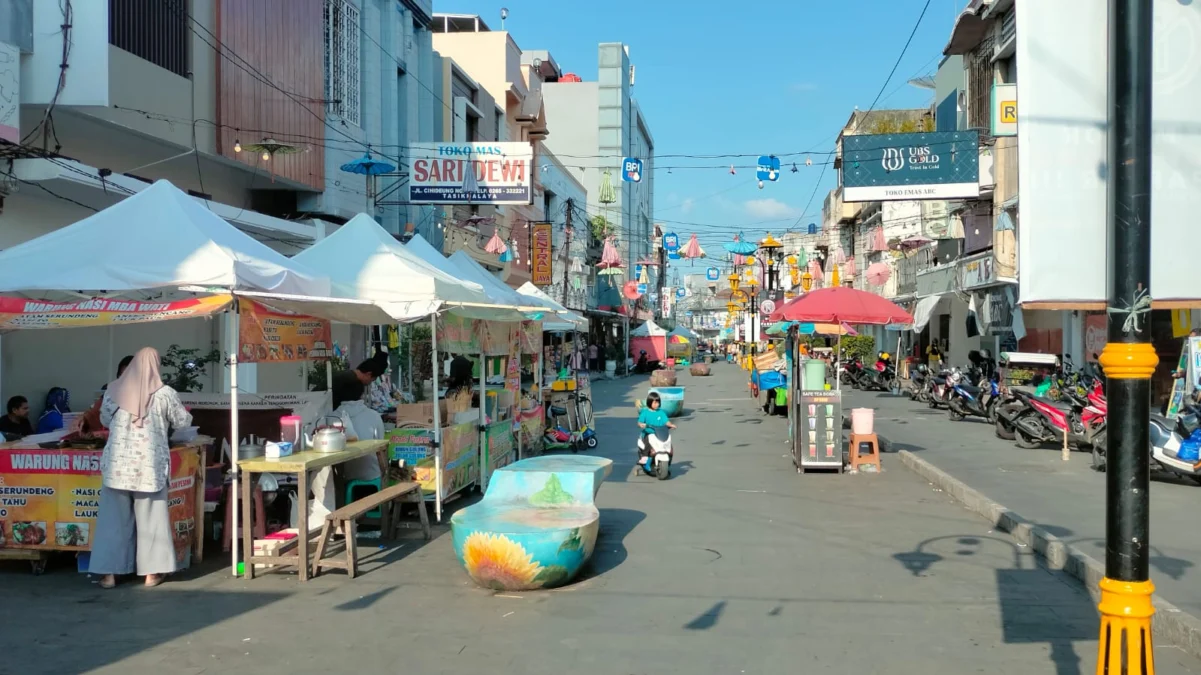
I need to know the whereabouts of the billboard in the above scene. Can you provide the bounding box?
[1017,0,1201,304]
[841,131,980,202]
[530,222,554,286]
[407,142,534,205]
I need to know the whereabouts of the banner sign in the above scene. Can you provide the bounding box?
[477,320,516,357]
[486,421,516,473]
[0,447,199,566]
[531,222,554,286]
[437,314,481,355]
[0,295,230,330]
[706,267,721,282]
[407,142,534,205]
[238,300,331,363]
[842,131,980,202]
[413,421,478,498]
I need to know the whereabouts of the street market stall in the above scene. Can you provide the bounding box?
[630,320,670,366]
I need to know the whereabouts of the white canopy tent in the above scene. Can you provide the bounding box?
[630,320,669,337]
[515,282,588,332]
[404,235,536,321]
[292,214,491,323]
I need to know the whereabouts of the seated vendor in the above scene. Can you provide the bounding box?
[77,355,135,434]
[0,396,34,440]
[36,387,71,434]
[307,375,384,532]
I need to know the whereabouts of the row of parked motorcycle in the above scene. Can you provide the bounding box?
[839,349,1201,485]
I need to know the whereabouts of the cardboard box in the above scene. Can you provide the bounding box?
[394,400,448,426]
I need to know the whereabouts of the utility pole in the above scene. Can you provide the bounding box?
[1096,0,1156,672]
[562,199,573,305]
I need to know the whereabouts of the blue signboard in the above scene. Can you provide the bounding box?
[676,287,686,299]
[622,157,643,183]
[634,263,643,279]
[662,232,680,252]
[756,155,781,182]
[668,251,681,260]
[705,267,720,281]
[841,131,980,202]
[637,282,647,295]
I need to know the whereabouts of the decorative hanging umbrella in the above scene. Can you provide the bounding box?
[462,161,480,199]
[872,226,888,251]
[242,137,303,183]
[498,247,514,263]
[831,247,846,264]
[340,147,396,211]
[807,260,823,283]
[680,234,704,259]
[569,256,585,274]
[723,232,758,256]
[866,262,892,286]
[795,248,809,267]
[597,237,623,268]
[484,229,508,255]
[598,171,617,205]
[638,266,650,284]
[622,281,642,300]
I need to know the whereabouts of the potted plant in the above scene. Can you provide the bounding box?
[604,343,622,377]
[160,344,223,393]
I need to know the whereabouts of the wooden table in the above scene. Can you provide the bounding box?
[238,440,388,581]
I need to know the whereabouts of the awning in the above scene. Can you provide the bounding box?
[911,295,949,332]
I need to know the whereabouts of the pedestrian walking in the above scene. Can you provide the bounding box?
[588,341,600,372]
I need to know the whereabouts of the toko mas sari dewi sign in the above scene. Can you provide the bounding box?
[407,142,534,205]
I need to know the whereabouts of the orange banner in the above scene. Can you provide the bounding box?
[531,222,553,286]
[0,447,199,564]
[0,295,230,330]
[238,300,332,363]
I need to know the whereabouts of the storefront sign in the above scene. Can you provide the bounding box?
[407,142,533,205]
[662,233,680,252]
[531,222,554,285]
[706,267,720,282]
[0,448,198,565]
[238,300,332,363]
[991,83,1018,137]
[388,428,435,464]
[0,295,230,330]
[957,252,997,290]
[842,131,980,202]
[1084,313,1107,362]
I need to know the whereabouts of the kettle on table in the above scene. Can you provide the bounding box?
[305,416,348,453]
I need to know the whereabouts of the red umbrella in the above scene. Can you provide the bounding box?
[769,286,913,325]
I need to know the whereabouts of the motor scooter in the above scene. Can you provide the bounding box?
[861,352,896,392]
[839,356,864,387]
[1092,403,1201,484]
[946,367,1000,422]
[907,364,929,401]
[636,426,674,480]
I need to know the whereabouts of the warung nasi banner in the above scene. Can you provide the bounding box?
[407,142,534,205]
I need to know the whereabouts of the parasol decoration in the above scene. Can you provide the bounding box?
[569,256,585,274]
[598,170,617,205]
[597,236,623,269]
[340,147,397,212]
[865,262,892,287]
[807,260,823,286]
[872,226,888,251]
[462,161,480,200]
[623,281,642,300]
[723,231,759,256]
[844,256,857,277]
[680,233,705,259]
[242,137,304,183]
[484,229,508,255]
[831,247,846,264]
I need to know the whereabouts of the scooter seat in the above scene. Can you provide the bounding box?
[1035,396,1075,412]
[956,384,983,397]
[931,376,946,385]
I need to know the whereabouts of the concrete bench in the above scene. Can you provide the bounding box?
[450,455,612,591]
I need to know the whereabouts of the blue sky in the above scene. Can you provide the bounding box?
[441,0,963,252]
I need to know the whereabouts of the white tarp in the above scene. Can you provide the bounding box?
[1017,0,1201,304]
[631,320,668,337]
[292,214,488,323]
[404,235,529,321]
[0,180,330,298]
[911,295,947,332]
[515,281,588,332]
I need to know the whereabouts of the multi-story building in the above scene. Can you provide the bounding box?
[0,0,440,401]
[541,43,656,307]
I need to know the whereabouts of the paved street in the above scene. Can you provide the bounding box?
[4,364,1201,675]
[845,386,1201,619]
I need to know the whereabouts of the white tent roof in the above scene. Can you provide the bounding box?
[404,236,529,321]
[0,180,330,299]
[669,324,698,339]
[515,282,588,332]
[292,214,490,323]
[631,320,668,337]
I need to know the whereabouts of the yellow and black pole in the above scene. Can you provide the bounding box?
[1095,0,1156,673]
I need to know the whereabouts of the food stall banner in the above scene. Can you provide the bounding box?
[0,447,199,565]
[486,420,516,473]
[413,421,478,498]
[521,320,543,354]
[437,314,481,354]
[0,295,230,330]
[238,300,332,363]
[478,320,518,356]
[531,222,554,286]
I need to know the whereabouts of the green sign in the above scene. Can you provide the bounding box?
[842,131,980,202]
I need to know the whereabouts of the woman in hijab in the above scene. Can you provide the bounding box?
[36,387,71,434]
[90,347,192,589]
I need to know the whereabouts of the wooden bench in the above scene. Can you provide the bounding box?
[311,481,431,579]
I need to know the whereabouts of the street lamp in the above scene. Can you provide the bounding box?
[728,273,740,292]
[758,233,785,294]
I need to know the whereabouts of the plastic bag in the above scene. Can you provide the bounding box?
[1179,430,1201,462]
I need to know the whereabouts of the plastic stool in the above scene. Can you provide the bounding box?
[848,433,882,472]
[345,478,383,519]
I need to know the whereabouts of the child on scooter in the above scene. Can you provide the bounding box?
[637,392,676,467]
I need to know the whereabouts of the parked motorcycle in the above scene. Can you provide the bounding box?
[636,426,674,480]
[946,367,1000,422]
[861,352,897,392]
[1091,404,1201,485]
[907,364,929,401]
[839,356,865,387]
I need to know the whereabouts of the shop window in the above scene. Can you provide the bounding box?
[109,0,189,78]
[324,0,361,126]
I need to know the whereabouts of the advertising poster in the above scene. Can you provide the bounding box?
[238,300,332,363]
[387,427,435,464]
[841,131,980,202]
[406,142,534,205]
[437,314,480,355]
[487,421,515,473]
[413,422,479,498]
[0,448,199,565]
[0,295,230,330]
[531,222,554,286]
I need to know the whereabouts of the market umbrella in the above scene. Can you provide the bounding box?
[680,234,704,259]
[723,232,758,256]
[866,262,892,287]
[770,286,912,325]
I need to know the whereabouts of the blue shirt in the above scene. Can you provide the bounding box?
[638,407,669,432]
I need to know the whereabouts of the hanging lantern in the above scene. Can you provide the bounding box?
[831,265,841,287]
[801,271,813,292]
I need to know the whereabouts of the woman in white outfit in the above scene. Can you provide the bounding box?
[307,375,384,531]
[91,347,192,589]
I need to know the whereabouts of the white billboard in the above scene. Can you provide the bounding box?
[406,142,534,205]
[1017,0,1201,305]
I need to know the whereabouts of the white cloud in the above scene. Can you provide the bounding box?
[680,197,695,215]
[743,198,799,219]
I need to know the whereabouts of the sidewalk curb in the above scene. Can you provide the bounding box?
[896,448,1201,659]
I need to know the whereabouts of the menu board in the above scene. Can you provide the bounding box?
[795,391,843,472]
[0,447,200,565]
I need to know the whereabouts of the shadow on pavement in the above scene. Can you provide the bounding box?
[579,507,646,579]
[684,600,727,630]
[894,534,1097,675]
